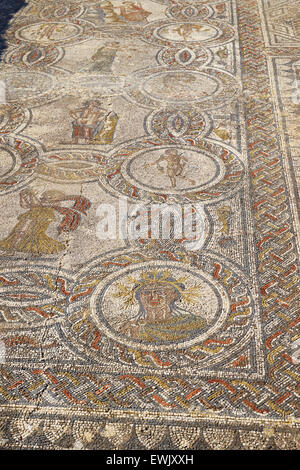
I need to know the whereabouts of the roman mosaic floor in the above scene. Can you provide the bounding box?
[0,0,299,450]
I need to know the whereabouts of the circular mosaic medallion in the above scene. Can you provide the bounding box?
[16,22,81,44]
[146,71,216,100]
[99,138,244,203]
[142,19,235,48]
[0,136,39,195]
[125,148,221,193]
[62,251,255,367]
[124,67,239,109]
[89,261,229,350]
[7,20,94,47]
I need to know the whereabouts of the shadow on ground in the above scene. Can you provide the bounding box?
[0,0,27,59]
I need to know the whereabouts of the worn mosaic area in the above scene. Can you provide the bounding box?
[0,0,299,450]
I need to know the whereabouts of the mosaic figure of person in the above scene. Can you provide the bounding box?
[115,271,207,342]
[0,188,91,255]
[70,99,118,144]
[145,149,196,188]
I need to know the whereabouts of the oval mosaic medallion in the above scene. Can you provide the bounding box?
[99,138,244,203]
[142,19,235,48]
[124,67,239,109]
